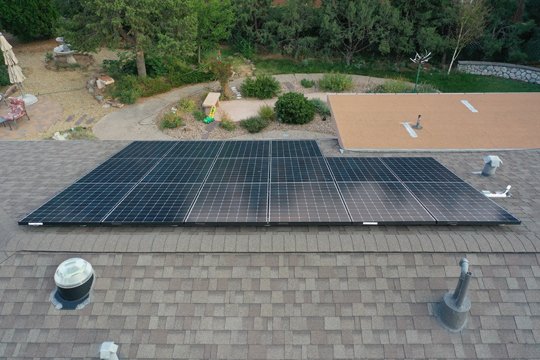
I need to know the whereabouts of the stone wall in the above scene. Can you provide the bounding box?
[458,61,540,84]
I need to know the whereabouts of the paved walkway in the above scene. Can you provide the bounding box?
[92,74,386,141]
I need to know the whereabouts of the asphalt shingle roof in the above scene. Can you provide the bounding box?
[0,139,539,359]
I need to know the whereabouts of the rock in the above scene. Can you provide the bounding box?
[102,104,111,109]
[98,75,115,85]
[52,132,67,141]
[96,79,106,90]
[95,95,104,102]
[88,87,94,94]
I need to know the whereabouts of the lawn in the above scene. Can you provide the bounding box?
[253,57,540,93]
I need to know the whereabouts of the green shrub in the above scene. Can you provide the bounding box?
[192,110,206,122]
[309,98,331,117]
[160,112,184,129]
[178,98,196,113]
[0,0,58,41]
[240,116,270,133]
[139,77,172,97]
[300,78,315,88]
[318,73,353,92]
[258,105,275,122]
[0,63,9,86]
[274,92,315,125]
[369,80,411,93]
[240,75,281,99]
[220,117,236,131]
[108,75,143,104]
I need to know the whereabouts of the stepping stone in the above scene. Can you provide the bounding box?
[85,117,95,125]
[75,115,87,126]
[65,115,75,123]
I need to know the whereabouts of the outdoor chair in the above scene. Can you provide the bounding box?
[0,85,18,106]
[1,97,30,130]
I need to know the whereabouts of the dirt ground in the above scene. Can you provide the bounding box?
[1,38,119,137]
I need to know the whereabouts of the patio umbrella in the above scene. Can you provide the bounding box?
[0,32,37,105]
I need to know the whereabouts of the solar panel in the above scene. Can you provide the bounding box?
[327,158,398,182]
[103,183,200,223]
[186,182,268,224]
[164,141,222,158]
[269,182,350,224]
[143,158,214,183]
[337,182,435,224]
[77,158,160,183]
[405,182,520,224]
[381,157,463,182]
[19,183,134,224]
[219,140,270,158]
[272,140,322,157]
[111,141,175,158]
[207,158,269,183]
[271,157,332,182]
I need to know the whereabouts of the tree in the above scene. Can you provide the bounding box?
[320,0,378,65]
[62,0,197,77]
[232,0,274,53]
[448,0,489,74]
[0,0,58,41]
[209,59,233,99]
[196,0,235,64]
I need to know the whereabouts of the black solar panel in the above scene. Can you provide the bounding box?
[405,182,520,224]
[272,140,322,157]
[327,158,398,182]
[19,140,520,227]
[219,140,270,158]
[19,183,134,224]
[381,157,463,182]
[207,158,269,183]
[187,183,268,224]
[269,183,350,224]
[337,182,435,224]
[112,141,175,158]
[164,141,222,158]
[78,158,159,183]
[271,157,332,182]
[143,158,213,183]
[104,183,200,223]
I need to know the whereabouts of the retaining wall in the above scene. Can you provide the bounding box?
[458,61,540,84]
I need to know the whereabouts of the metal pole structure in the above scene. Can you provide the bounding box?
[414,62,422,93]
[410,51,432,93]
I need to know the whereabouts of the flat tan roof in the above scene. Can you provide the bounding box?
[329,93,540,150]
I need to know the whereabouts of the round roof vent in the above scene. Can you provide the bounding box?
[51,258,94,310]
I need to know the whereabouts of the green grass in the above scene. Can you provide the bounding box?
[253,57,540,93]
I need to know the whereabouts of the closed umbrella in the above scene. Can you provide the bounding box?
[0,32,37,105]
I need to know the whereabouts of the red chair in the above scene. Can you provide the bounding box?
[1,97,30,130]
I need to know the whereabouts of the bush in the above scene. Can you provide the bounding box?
[0,63,9,86]
[369,79,411,93]
[240,75,281,99]
[178,98,196,113]
[318,73,353,92]
[220,117,236,131]
[258,105,275,122]
[240,116,270,133]
[192,110,206,122]
[309,98,331,117]
[300,78,315,88]
[108,75,143,104]
[0,0,58,41]
[274,92,315,125]
[139,77,172,97]
[160,112,184,129]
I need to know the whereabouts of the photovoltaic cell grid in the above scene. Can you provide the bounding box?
[19,140,520,226]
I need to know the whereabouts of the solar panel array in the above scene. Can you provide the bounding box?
[19,140,520,226]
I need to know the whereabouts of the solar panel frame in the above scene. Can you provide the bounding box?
[336,182,435,224]
[271,140,322,157]
[19,183,135,225]
[111,141,176,159]
[77,158,161,184]
[327,157,399,182]
[218,140,270,158]
[381,157,463,183]
[186,182,268,224]
[103,183,201,224]
[207,158,269,183]
[268,182,351,224]
[164,141,223,158]
[142,158,214,183]
[271,157,333,183]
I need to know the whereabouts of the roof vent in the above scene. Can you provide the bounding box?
[51,257,94,310]
[100,341,119,360]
